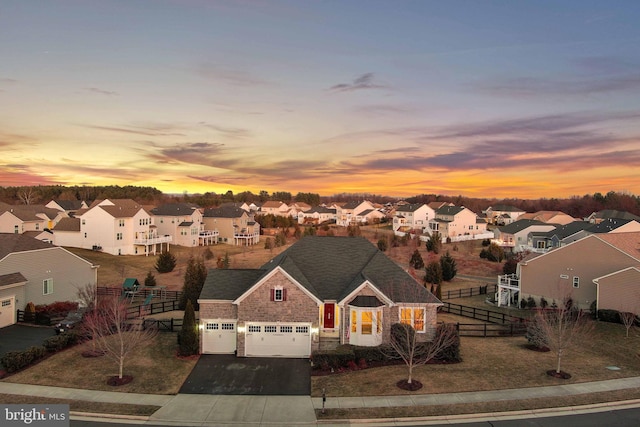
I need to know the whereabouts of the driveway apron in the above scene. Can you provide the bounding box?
[0,324,55,364]
[179,354,311,395]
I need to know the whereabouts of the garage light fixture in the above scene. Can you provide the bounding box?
[238,325,246,333]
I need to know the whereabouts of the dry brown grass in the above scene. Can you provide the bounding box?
[317,388,640,419]
[3,333,197,394]
[312,320,640,397]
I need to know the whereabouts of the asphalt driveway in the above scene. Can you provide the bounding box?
[0,324,55,361]
[180,354,311,395]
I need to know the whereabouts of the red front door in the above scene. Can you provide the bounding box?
[324,303,335,329]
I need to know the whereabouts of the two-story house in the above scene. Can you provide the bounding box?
[393,203,435,234]
[492,219,556,252]
[202,205,260,246]
[150,203,216,247]
[335,201,377,226]
[428,206,484,239]
[52,199,171,256]
[483,205,526,226]
[0,203,66,235]
[260,201,291,217]
[0,233,98,328]
[297,206,337,225]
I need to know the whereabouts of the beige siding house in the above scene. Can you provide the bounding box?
[0,234,98,327]
[594,267,640,314]
[202,205,260,246]
[516,232,640,310]
[198,236,441,358]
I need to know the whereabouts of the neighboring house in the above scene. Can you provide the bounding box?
[52,199,171,256]
[585,210,640,224]
[335,201,376,226]
[46,199,88,216]
[428,201,453,211]
[198,236,442,358]
[0,233,98,328]
[260,201,290,217]
[427,206,483,239]
[483,205,526,225]
[498,232,640,310]
[393,203,435,234]
[202,205,260,246]
[492,219,555,252]
[519,211,576,225]
[0,203,66,234]
[594,267,640,314]
[150,203,215,247]
[297,206,336,225]
[527,221,591,252]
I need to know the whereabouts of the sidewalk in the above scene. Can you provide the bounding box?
[2,377,640,426]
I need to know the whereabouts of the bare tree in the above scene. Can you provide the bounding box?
[619,311,638,338]
[18,186,39,205]
[529,297,594,377]
[83,296,157,381]
[383,322,459,389]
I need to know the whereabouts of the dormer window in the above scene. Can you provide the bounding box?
[270,286,287,302]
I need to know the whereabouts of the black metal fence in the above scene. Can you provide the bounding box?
[441,284,497,300]
[125,300,182,319]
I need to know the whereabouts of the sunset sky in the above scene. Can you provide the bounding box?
[1,1,639,199]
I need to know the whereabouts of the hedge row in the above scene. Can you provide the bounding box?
[311,338,461,371]
[0,331,81,373]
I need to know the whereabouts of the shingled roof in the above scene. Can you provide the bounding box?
[150,203,199,216]
[0,233,55,260]
[200,236,440,304]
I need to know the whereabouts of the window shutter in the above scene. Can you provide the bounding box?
[283,289,287,301]
[270,289,274,301]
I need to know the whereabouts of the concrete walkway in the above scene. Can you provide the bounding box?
[2,377,640,426]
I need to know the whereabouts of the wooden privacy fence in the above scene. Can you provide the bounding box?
[440,284,497,301]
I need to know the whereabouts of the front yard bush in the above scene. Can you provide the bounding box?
[311,347,355,370]
[597,309,621,324]
[43,332,79,352]
[1,345,47,373]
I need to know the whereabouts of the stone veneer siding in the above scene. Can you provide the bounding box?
[198,301,238,354]
[236,270,320,357]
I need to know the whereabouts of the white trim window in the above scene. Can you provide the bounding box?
[399,306,426,333]
[43,278,54,295]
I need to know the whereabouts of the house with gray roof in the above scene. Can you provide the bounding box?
[150,203,214,247]
[427,206,485,240]
[0,203,67,235]
[198,236,442,358]
[393,203,435,234]
[202,205,260,246]
[492,219,555,252]
[483,205,526,225]
[0,233,98,328]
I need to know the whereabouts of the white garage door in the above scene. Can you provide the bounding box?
[0,297,15,328]
[245,322,311,358]
[201,320,237,354]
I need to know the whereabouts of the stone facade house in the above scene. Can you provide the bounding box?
[198,236,442,358]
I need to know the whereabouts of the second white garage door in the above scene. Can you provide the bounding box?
[201,320,237,354]
[245,322,311,358]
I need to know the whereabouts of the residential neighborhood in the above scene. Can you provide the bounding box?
[1,189,640,426]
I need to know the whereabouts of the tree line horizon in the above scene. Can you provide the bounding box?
[1,185,639,219]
